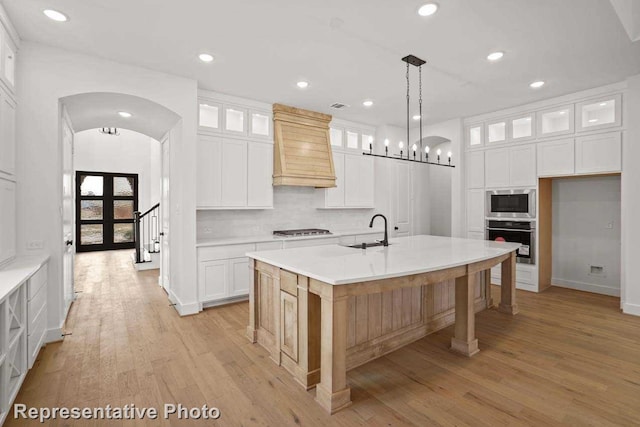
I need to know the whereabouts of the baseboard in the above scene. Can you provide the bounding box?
[622,302,640,317]
[202,295,249,309]
[552,278,620,297]
[45,327,64,343]
[167,290,201,316]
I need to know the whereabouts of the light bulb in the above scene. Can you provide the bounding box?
[425,146,430,153]
[437,149,442,156]
[368,136,374,143]
[384,138,389,147]
[447,151,452,158]
[399,141,404,149]
[412,144,417,152]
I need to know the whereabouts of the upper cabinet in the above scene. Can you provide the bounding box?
[486,120,507,145]
[510,114,535,142]
[485,145,536,188]
[466,151,485,189]
[316,152,374,209]
[198,101,221,132]
[576,94,622,132]
[0,89,16,177]
[537,105,575,137]
[224,106,247,135]
[575,132,621,175]
[537,139,575,177]
[198,95,272,140]
[466,123,484,149]
[330,127,343,148]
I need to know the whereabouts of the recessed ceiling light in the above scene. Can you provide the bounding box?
[43,9,68,22]
[362,100,374,107]
[529,81,545,89]
[412,115,421,121]
[198,53,214,63]
[296,81,309,89]
[418,3,439,16]
[487,51,504,61]
[118,111,132,118]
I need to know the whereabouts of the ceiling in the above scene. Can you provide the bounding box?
[61,92,180,140]
[5,0,640,127]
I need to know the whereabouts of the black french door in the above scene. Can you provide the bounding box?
[76,172,138,252]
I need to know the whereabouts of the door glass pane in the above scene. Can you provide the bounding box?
[113,200,134,219]
[330,128,343,147]
[114,177,134,196]
[582,99,615,128]
[469,126,482,146]
[114,224,134,243]
[80,200,103,220]
[80,176,103,196]
[512,117,532,139]
[199,104,219,129]
[541,109,570,134]
[346,131,359,149]
[80,224,103,245]
[226,108,244,132]
[251,113,269,135]
[487,122,506,143]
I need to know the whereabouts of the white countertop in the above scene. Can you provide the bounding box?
[196,228,385,247]
[246,235,521,285]
[0,255,49,301]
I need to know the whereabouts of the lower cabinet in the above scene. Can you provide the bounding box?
[280,290,298,362]
[198,257,252,303]
[229,257,250,297]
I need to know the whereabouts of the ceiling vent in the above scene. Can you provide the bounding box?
[329,102,349,109]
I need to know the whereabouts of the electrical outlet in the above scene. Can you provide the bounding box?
[606,222,613,229]
[203,227,213,234]
[27,240,44,250]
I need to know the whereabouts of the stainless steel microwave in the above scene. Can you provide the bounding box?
[486,189,536,219]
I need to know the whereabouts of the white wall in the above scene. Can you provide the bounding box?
[16,41,199,335]
[74,129,161,213]
[622,73,640,315]
[552,176,621,296]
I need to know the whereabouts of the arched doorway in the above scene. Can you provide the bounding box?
[58,92,181,318]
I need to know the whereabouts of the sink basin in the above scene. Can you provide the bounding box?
[344,242,390,249]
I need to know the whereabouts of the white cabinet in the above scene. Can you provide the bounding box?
[0,179,16,265]
[537,139,575,177]
[248,142,273,207]
[198,259,228,302]
[27,266,47,369]
[485,148,510,188]
[197,135,273,209]
[0,88,15,176]
[466,189,485,232]
[537,105,574,137]
[249,110,272,139]
[198,101,221,133]
[466,151,485,189]
[510,114,535,141]
[224,106,247,135]
[485,145,536,188]
[509,145,537,187]
[576,94,621,132]
[467,231,485,240]
[465,123,484,148]
[486,120,507,144]
[575,132,621,174]
[229,258,250,297]
[0,27,16,91]
[282,237,340,249]
[317,152,374,209]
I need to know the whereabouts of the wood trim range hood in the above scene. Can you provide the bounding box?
[272,103,336,188]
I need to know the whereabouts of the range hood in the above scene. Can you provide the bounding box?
[272,103,336,188]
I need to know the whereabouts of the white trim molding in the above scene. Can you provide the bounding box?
[168,290,200,316]
[622,302,640,317]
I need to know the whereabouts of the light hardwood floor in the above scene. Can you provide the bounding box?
[7,250,640,426]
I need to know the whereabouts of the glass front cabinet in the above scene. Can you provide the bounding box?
[510,114,535,141]
[537,104,575,137]
[466,123,484,149]
[576,94,622,132]
[486,120,507,144]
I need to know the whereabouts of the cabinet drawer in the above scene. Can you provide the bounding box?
[282,237,339,249]
[28,264,48,300]
[256,241,283,251]
[28,309,47,369]
[280,270,298,296]
[198,243,256,261]
[28,284,47,331]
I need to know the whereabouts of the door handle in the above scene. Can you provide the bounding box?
[394,227,399,231]
[159,232,165,236]
[65,240,73,246]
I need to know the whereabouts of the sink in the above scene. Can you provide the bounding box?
[344,242,390,249]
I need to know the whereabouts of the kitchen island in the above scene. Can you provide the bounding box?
[246,235,521,413]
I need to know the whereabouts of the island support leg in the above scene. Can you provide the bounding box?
[246,259,258,343]
[451,273,480,357]
[498,251,520,315]
[315,289,351,414]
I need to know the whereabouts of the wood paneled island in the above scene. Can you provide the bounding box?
[246,235,520,413]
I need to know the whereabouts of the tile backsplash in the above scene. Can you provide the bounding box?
[197,186,375,239]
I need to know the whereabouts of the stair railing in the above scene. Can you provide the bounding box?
[134,202,160,263]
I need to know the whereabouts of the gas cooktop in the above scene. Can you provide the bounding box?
[273,228,332,237]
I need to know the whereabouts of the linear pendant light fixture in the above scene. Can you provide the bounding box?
[363,54,454,168]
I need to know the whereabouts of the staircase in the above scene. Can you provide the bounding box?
[132,203,160,271]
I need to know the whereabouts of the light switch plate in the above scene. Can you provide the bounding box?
[27,240,44,250]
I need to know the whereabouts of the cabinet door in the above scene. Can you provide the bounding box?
[485,148,510,188]
[198,260,228,301]
[220,139,248,207]
[466,151,485,189]
[537,105,574,137]
[247,142,273,207]
[196,135,223,207]
[249,111,272,138]
[229,257,250,297]
[2,34,16,88]
[466,189,485,232]
[280,291,298,361]
[486,120,507,145]
[0,178,16,264]
[510,114,535,141]
[575,132,621,174]
[198,101,222,133]
[224,106,247,135]
[344,154,374,207]
[537,139,574,177]
[0,91,16,176]
[466,124,484,148]
[325,152,345,207]
[576,94,621,132]
[509,145,536,187]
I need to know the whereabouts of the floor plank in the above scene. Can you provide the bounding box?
[6,250,640,426]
